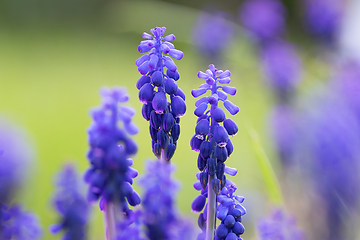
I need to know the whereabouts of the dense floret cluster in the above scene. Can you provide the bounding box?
[85,87,140,211]
[136,26,186,161]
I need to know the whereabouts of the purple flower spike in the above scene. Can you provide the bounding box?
[86,87,139,210]
[136,27,186,160]
[50,165,89,240]
[191,65,243,237]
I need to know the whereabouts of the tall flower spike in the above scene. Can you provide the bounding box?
[85,87,140,239]
[191,64,242,240]
[136,27,186,161]
[50,164,89,240]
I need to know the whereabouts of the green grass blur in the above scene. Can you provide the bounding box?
[0,1,327,239]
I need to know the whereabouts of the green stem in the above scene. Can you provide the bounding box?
[246,126,284,205]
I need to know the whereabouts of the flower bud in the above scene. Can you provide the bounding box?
[175,87,185,100]
[122,181,134,197]
[197,154,206,171]
[124,138,138,155]
[215,145,228,162]
[214,126,229,147]
[138,61,150,75]
[228,208,242,219]
[136,75,151,90]
[151,71,164,86]
[232,222,245,235]
[191,195,206,212]
[152,92,167,114]
[194,102,208,117]
[135,54,150,67]
[198,213,206,230]
[148,54,158,70]
[149,125,158,141]
[222,86,236,95]
[200,172,208,189]
[157,129,168,149]
[171,124,180,142]
[213,107,226,122]
[200,141,212,160]
[162,113,174,132]
[192,88,208,98]
[220,175,226,189]
[165,143,176,161]
[224,118,238,136]
[216,224,229,239]
[164,78,178,95]
[167,69,180,80]
[127,190,141,206]
[212,179,220,195]
[195,119,210,138]
[226,139,234,156]
[152,141,161,158]
[171,96,186,117]
[224,100,239,115]
[150,110,162,130]
[138,83,154,103]
[224,215,235,228]
[207,158,216,176]
[164,56,177,72]
[191,134,204,151]
[217,207,229,221]
[141,103,153,121]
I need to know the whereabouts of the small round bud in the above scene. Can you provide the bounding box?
[136,75,151,90]
[152,92,167,114]
[162,113,175,132]
[197,154,206,171]
[224,118,238,136]
[215,145,228,162]
[166,143,176,161]
[151,71,164,86]
[167,69,180,80]
[224,215,235,228]
[138,83,154,104]
[171,124,180,142]
[191,195,206,212]
[216,224,229,238]
[171,95,186,117]
[164,78,178,95]
[200,141,212,160]
[213,107,226,122]
[214,126,229,147]
[207,158,216,176]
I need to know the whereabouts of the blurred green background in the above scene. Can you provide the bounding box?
[0,0,330,239]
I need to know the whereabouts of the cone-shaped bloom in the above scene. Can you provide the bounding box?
[85,87,140,211]
[136,27,186,159]
[50,164,89,240]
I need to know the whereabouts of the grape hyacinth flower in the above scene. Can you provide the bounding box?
[260,41,302,99]
[239,0,286,44]
[0,204,42,240]
[304,0,343,44]
[192,10,235,63]
[136,26,186,161]
[191,64,241,240]
[138,160,194,240]
[116,210,146,240]
[50,164,89,240]
[257,209,304,240]
[85,87,140,239]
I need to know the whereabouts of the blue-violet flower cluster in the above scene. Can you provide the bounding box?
[85,87,140,212]
[50,164,90,240]
[136,27,186,161]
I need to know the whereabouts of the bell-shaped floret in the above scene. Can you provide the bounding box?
[200,172,208,189]
[127,190,141,206]
[164,78,178,95]
[216,224,229,238]
[224,118,238,136]
[169,49,184,60]
[138,61,150,75]
[152,141,161,158]
[224,100,239,115]
[197,154,206,171]
[148,54,159,70]
[214,126,229,146]
[149,125,158,141]
[141,103,153,121]
[135,54,150,67]
[222,86,236,95]
[166,69,180,81]
[138,83,154,104]
[217,207,229,221]
[171,96,186,117]
[136,75,151,90]
[191,195,206,213]
[232,222,245,235]
[226,139,234,156]
[194,102,208,117]
[171,124,180,142]
[191,134,204,151]
[224,215,236,228]
[164,56,177,72]
[192,88,208,98]
[195,119,210,138]
[166,143,176,161]
[207,158,216,176]
[212,179,220,195]
[157,129,168,149]
[200,141,212,160]
[162,113,174,132]
[152,92,167,114]
[150,110,162,130]
[151,71,164,87]
[213,107,226,122]
[215,145,228,162]
[175,87,185,100]
[198,213,206,230]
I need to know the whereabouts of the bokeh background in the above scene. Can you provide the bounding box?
[1,0,360,239]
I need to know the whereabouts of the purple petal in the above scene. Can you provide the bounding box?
[218,70,231,78]
[192,88,208,98]
[222,86,237,95]
[198,71,210,79]
[163,34,175,41]
[135,54,150,67]
[195,96,209,107]
[225,166,238,176]
[142,32,153,39]
[223,100,239,115]
[218,77,231,84]
[169,49,183,60]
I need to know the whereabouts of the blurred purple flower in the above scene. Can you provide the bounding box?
[116,209,146,240]
[239,0,286,43]
[258,209,304,240]
[50,164,89,240]
[85,87,140,211]
[0,118,34,203]
[261,41,302,97]
[297,89,360,239]
[192,10,235,61]
[1,204,42,240]
[304,0,343,43]
[138,160,193,240]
